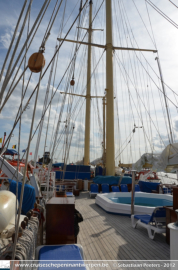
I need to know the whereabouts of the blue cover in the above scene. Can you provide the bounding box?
[55,171,90,180]
[38,245,86,270]
[0,148,19,155]
[9,179,36,214]
[64,165,90,173]
[95,166,103,176]
[139,181,160,193]
[53,163,64,168]
[93,175,132,185]
[134,215,152,224]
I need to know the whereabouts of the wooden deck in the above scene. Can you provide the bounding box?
[75,192,170,262]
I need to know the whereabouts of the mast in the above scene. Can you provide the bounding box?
[103,96,106,167]
[155,57,174,144]
[106,0,115,175]
[84,0,92,165]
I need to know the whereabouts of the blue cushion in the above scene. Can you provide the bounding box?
[134,215,152,224]
[135,185,140,192]
[111,186,120,192]
[102,184,109,193]
[39,245,86,270]
[120,184,128,192]
[90,184,98,193]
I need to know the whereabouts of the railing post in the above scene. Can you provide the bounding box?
[131,170,136,215]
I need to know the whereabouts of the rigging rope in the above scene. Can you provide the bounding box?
[71,0,83,81]
[12,67,43,260]
[145,0,178,29]
[0,0,28,85]
[114,52,164,150]
[0,0,89,155]
[168,0,178,8]
[0,0,51,108]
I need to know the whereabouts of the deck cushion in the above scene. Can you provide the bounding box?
[134,215,151,224]
[39,245,86,270]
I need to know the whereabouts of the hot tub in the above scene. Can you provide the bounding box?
[95,192,173,216]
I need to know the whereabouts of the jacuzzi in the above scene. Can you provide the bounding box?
[95,192,173,216]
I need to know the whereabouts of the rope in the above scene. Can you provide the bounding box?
[33,45,58,167]
[114,52,164,150]
[71,0,83,80]
[0,0,52,112]
[41,0,64,51]
[168,0,178,8]
[41,0,61,49]
[1,0,89,155]
[2,0,33,98]
[43,2,68,161]
[146,0,178,29]
[12,68,43,260]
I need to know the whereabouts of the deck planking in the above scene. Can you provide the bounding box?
[75,191,170,262]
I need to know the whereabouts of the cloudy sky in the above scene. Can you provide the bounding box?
[0,0,178,165]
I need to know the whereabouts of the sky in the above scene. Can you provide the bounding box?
[0,0,178,165]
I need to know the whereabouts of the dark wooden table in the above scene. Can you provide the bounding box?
[46,197,75,245]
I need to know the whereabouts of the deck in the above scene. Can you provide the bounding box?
[76,192,170,263]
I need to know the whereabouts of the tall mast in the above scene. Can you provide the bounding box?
[106,0,115,175]
[155,57,174,144]
[84,0,92,165]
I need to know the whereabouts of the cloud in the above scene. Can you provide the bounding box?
[0,32,12,49]
[174,118,178,132]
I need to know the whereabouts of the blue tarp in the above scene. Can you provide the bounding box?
[0,148,19,155]
[9,179,36,214]
[52,163,64,168]
[139,180,160,193]
[95,166,103,176]
[93,175,132,185]
[64,165,90,173]
[53,164,90,172]
[55,171,91,180]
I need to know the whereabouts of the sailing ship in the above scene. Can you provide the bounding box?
[0,0,178,263]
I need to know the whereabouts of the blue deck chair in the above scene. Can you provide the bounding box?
[120,184,128,192]
[89,184,99,198]
[111,186,120,192]
[131,207,166,240]
[135,184,140,192]
[101,184,110,193]
[66,191,74,197]
[56,185,65,191]
[35,245,86,270]
[163,187,172,194]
